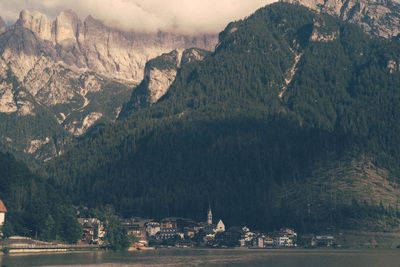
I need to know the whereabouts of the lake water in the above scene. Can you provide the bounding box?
[1,248,400,267]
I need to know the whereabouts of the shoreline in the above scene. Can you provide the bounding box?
[4,246,400,257]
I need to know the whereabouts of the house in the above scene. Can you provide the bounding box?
[160,218,178,230]
[215,219,225,233]
[256,236,264,248]
[312,235,335,247]
[241,227,255,244]
[0,200,7,227]
[264,236,274,246]
[203,225,216,240]
[77,218,105,244]
[184,227,196,238]
[146,221,160,237]
[156,228,180,240]
[271,228,297,247]
[274,235,293,246]
[122,218,149,245]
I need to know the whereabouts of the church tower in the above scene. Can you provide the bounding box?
[207,204,212,225]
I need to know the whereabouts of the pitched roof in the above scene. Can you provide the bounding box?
[0,200,7,212]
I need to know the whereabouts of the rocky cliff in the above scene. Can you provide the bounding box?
[119,48,211,119]
[285,0,400,38]
[0,9,218,163]
[0,17,5,33]
[12,9,218,83]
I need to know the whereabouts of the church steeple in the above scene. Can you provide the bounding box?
[207,203,212,225]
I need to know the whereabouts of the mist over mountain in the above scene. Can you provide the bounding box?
[0,0,275,34]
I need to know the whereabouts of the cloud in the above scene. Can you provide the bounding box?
[0,0,277,33]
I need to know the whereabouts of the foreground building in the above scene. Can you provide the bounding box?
[0,200,7,227]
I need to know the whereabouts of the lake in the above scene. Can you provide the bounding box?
[1,248,400,267]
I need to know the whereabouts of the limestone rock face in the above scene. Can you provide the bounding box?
[0,9,218,162]
[147,68,178,104]
[11,10,218,83]
[54,10,80,46]
[310,20,339,42]
[0,82,18,114]
[66,112,103,137]
[285,0,400,38]
[119,48,211,119]
[18,10,53,41]
[0,17,5,33]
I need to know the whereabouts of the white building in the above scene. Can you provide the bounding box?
[146,222,161,236]
[274,236,294,246]
[0,200,7,226]
[257,237,264,248]
[215,220,225,233]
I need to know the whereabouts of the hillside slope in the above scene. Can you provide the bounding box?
[45,3,400,232]
[0,152,81,242]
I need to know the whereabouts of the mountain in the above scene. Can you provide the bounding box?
[15,9,217,82]
[284,0,400,38]
[44,2,400,232]
[119,48,211,118]
[120,0,400,120]
[0,10,218,163]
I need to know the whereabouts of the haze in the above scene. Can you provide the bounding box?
[0,0,277,34]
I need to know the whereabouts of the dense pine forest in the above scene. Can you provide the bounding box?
[35,2,400,232]
[0,152,81,242]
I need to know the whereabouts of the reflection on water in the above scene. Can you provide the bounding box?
[2,249,400,267]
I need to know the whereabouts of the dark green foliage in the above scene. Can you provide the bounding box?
[45,3,400,232]
[0,68,69,167]
[104,215,129,251]
[0,152,81,242]
[146,50,179,71]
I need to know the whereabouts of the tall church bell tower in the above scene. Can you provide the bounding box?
[207,203,212,225]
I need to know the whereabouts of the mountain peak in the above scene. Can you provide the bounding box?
[284,0,400,38]
[17,9,52,41]
[54,9,81,45]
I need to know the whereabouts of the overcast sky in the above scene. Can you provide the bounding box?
[0,0,277,33]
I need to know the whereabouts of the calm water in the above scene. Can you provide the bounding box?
[1,249,400,267]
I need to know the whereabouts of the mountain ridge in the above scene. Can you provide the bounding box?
[0,9,218,163]
[284,0,400,38]
[44,2,400,232]
[13,9,218,83]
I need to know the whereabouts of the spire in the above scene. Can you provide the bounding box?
[207,202,212,225]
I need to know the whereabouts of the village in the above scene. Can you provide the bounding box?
[0,199,337,252]
[76,205,336,250]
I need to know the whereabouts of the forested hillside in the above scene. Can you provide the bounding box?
[0,152,81,242]
[44,3,400,232]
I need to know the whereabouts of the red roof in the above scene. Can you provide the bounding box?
[0,200,7,212]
